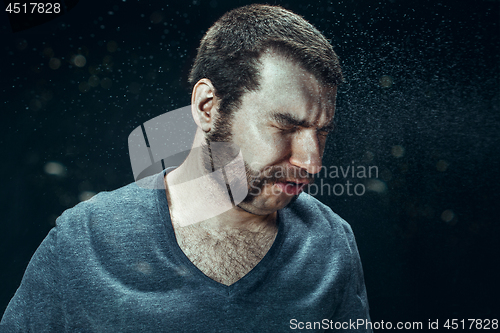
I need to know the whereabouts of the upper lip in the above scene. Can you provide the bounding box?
[283,179,310,186]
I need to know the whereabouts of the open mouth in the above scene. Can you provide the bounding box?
[275,181,307,195]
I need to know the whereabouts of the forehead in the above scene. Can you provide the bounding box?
[242,52,337,125]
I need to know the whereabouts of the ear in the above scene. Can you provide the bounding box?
[191,79,219,132]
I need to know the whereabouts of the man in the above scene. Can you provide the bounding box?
[1,4,371,332]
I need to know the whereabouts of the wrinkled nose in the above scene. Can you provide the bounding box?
[289,130,323,175]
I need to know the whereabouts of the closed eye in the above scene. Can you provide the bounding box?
[274,125,298,133]
[318,130,329,137]
[318,123,334,137]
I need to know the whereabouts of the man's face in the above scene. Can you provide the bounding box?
[210,52,337,215]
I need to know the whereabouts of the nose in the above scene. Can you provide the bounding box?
[289,130,323,175]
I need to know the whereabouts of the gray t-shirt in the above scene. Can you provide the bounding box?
[1,171,372,332]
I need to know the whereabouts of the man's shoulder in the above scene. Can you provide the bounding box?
[286,192,354,236]
[54,173,162,238]
[280,193,363,289]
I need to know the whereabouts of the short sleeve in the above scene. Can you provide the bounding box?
[0,228,64,332]
[326,225,372,333]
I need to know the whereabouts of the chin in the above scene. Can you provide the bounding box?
[237,194,294,216]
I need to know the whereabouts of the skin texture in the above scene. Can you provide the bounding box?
[164,51,337,285]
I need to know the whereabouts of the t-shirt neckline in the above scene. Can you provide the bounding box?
[154,169,286,296]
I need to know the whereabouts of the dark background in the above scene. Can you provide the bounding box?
[1,0,499,330]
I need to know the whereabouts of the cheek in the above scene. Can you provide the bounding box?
[272,135,291,153]
[242,132,290,168]
[259,134,291,165]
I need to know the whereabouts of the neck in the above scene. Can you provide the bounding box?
[164,130,277,233]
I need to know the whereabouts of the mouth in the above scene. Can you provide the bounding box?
[274,180,309,196]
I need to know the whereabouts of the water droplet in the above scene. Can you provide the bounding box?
[44,161,66,176]
[379,75,394,88]
[150,11,164,24]
[79,81,90,93]
[107,40,118,53]
[441,209,455,223]
[42,47,54,58]
[49,58,61,70]
[79,191,96,202]
[16,39,28,51]
[100,77,112,89]
[73,54,86,67]
[391,145,405,158]
[88,75,100,87]
[366,179,387,193]
[436,159,449,172]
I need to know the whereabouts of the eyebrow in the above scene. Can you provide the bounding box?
[270,112,335,132]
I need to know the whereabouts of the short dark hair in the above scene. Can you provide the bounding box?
[189,4,343,119]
